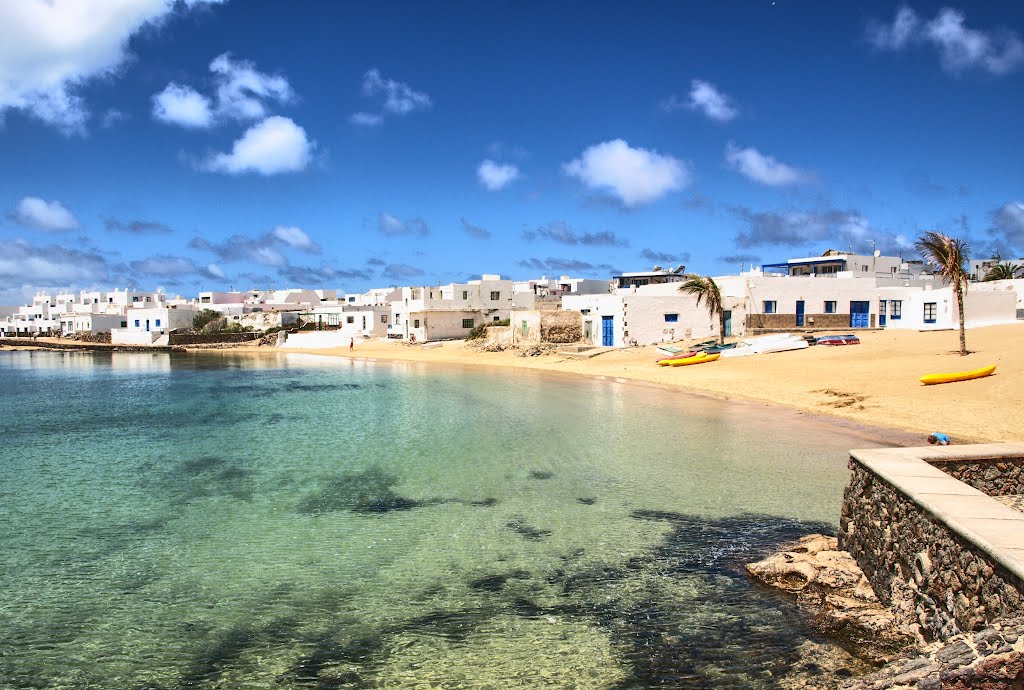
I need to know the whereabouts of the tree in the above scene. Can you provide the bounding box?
[915,231,970,355]
[678,274,725,345]
[193,308,221,331]
[982,262,1021,281]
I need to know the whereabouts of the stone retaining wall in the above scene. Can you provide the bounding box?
[930,457,1024,496]
[168,332,263,346]
[841,460,1023,641]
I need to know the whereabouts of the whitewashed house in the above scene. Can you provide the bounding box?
[388,275,514,341]
[111,305,197,345]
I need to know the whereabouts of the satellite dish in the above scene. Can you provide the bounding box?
[873,250,881,257]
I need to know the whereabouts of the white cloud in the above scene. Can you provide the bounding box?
[349,111,383,126]
[867,6,1024,75]
[206,262,225,279]
[477,159,520,191]
[209,52,293,121]
[685,79,738,122]
[271,225,319,252]
[203,116,314,175]
[12,196,80,230]
[562,139,690,207]
[866,6,920,50]
[0,0,222,134]
[361,68,431,114]
[990,201,1024,248]
[0,239,107,286]
[925,8,1024,75]
[351,68,430,125]
[724,143,812,186]
[376,212,429,237]
[152,83,213,128]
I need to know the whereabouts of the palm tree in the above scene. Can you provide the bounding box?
[915,231,970,355]
[983,262,1021,281]
[678,274,725,345]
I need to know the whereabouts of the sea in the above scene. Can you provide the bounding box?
[0,349,886,689]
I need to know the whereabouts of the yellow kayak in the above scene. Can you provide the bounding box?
[667,352,720,367]
[919,364,996,385]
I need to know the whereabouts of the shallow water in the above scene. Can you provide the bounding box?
[0,350,882,688]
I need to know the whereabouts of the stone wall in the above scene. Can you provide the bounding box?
[930,457,1024,496]
[745,312,873,329]
[168,332,263,346]
[840,460,1024,642]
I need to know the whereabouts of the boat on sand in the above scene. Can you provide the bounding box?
[919,364,996,385]
[720,333,809,358]
[665,352,720,367]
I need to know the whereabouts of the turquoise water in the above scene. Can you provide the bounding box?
[0,350,881,688]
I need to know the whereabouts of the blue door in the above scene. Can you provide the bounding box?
[601,315,614,346]
[878,300,887,327]
[850,301,870,328]
[145,319,150,332]
[723,310,732,337]
[795,300,805,327]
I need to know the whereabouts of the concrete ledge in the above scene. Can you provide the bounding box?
[850,444,1024,585]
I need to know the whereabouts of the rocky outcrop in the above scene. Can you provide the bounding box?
[747,534,916,665]
[840,616,1024,689]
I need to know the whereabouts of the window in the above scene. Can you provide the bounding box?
[490,291,500,300]
[155,319,161,327]
[824,301,837,314]
[132,296,139,302]
[381,314,387,323]
[890,301,902,320]
[462,318,474,328]
[347,316,354,324]
[763,301,777,314]
[395,314,401,324]
[414,319,420,328]
[134,319,140,327]
[348,296,356,303]
[580,308,590,315]
[462,290,468,300]
[362,316,366,328]
[664,313,679,323]
[923,303,936,324]
[493,315,500,322]
[120,321,127,328]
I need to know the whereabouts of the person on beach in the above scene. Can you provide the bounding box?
[349,338,354,351]
[928,432,951,445]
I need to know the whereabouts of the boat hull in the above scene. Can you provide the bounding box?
[919,364,996,385]
[667,353,720,367]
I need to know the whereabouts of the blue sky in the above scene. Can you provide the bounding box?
[1,0,1023,302]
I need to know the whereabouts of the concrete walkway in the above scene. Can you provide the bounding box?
[850,443,1024,585]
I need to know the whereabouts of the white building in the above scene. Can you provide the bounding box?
[388,275,514,341]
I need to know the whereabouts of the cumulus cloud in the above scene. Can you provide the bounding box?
[517,257,615,274]
[152,52,293,128]
[563,139,690,207]
[351,68,431,125]
[0,239,108,288]
[724,143,812,186]
[203,116,314,175]
[104,216,173,234]
[382,263,425,280]
[461,218,492,240]
[718,253,762,266]
[866,6,920,50]
[867,6,1024,75]
[522,221,628,247]
[152,83,214,128]
[130,254,201,277]
[677,79,738,122]
[277,264,370,285]
[989,201,1024,251]
[640,249,690,265]
[376,212,429,237]
[12,197,79,231]
[189,225,318,267]
[270,225,320,252]
[731,206,912,256]
[0,0,223,134]
[477,159,520,191]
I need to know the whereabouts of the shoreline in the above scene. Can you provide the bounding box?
[8,323,1021,445]
[200,322,1024,446]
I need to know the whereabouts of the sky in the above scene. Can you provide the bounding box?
[1,0,1023,303]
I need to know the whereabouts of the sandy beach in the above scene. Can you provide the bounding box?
[229,324,1023,445]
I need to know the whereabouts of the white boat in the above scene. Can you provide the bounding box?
[720,333,809,358]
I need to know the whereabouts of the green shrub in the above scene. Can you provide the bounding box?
[193,309,221,330]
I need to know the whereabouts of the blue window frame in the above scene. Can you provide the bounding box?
[890,300,902,320]
[824,301,836,314]
[923,302,936,324]
[763,301,777,314]
[155,319,161,327]
[134,319,140,327]
[664,313,679,322]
